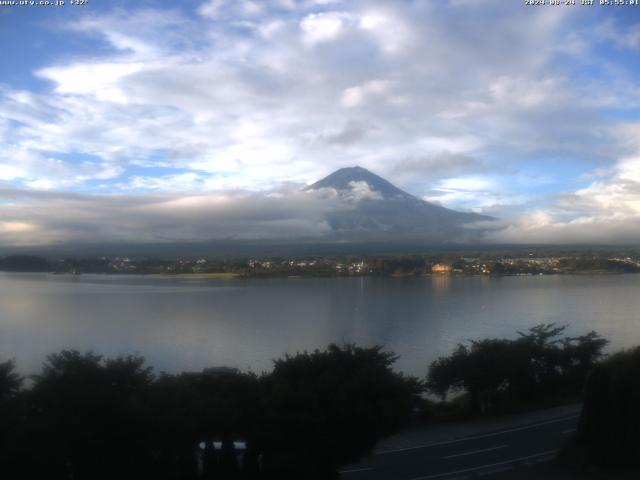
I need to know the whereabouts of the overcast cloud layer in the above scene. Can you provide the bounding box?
[2,0,640,247]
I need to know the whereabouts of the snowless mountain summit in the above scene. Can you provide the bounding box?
[305,166,493,243]
[306,166,414,200]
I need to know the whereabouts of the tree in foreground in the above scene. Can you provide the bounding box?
[427,324,608,415]
[0,360,24,476]
[0,359,21,401]
[260,344,423,479]
[565,347,640,473]
[0,345,422,480]
[26,351,156,480]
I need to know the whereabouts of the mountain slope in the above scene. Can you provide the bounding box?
[306,166,493,243]
[306,166,413,200]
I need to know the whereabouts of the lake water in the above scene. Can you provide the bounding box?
[1,273,640,376]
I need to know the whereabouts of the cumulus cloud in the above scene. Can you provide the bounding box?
[485,211,640,245]
[486,155,640,244]
[300,11,352,46]
[2,1,615,194]
[343,181,382,202]
[1,1,639,245]
[340,80,390,108]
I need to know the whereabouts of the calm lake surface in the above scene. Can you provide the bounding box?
[1,273,640,376]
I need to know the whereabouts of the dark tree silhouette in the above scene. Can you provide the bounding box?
[0,360,25,477]
[1,345,421,479]
[260,344,423,479]
[0,360,21,401]
[27,351,155,480]
[427,324,608,415]
[570,347,640,471]
[147,370,263,480]
[428,339,529,414]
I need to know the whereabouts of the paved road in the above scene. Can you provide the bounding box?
[339,413,579,480]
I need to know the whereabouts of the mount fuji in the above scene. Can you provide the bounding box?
[305,166,493,244]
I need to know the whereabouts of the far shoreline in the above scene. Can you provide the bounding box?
[0,270,634,280]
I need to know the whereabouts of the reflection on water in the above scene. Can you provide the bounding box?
[430,274,451,296]
[1,272,639,376]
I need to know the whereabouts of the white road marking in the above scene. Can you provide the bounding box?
[477,465,514,476]
[444,444,507,459]
[409,450,558,480]
[376,415,579,455]
[339,466,373,474]
[561,428,576,435]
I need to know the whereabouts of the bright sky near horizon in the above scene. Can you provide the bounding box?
[1,0,640,246]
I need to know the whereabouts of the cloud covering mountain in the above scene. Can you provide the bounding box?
[305,166,492,243]
[0,167,492,249]
[2,1,640,245]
